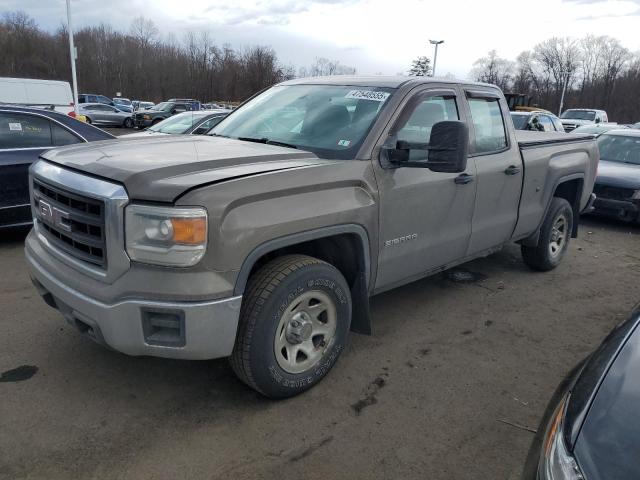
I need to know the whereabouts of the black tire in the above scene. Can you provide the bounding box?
[151,118,163,126]
[522,197,573,271]
[123,117,133,128]
[84,116,92,125]
[230,254,352,398]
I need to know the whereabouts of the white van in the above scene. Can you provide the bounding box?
[0,77,74,116]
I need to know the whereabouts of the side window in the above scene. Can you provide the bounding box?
[52,123,82,146]
[395,95,459,161]
[468,97,507,154]
[0,112,52,149]
[538,115,554,132]
[551,117,564,132]
[89,96,99,103]
[193,116,225,134]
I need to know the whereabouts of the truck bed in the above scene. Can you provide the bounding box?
[516,130,593,147]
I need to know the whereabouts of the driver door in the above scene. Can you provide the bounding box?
[373,87,477,291]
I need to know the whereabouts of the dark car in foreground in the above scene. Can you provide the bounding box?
[591,129,640,222]
[524,304,640,480]
[0,105,114,228]
[125,110,229,138]
[133,101,195,128]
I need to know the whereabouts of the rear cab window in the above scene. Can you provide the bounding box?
[466,91,508,154]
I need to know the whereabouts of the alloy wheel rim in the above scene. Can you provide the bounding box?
[549,214,567,258]
[274,290,337,374]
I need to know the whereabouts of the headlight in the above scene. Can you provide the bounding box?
[143,114,151,120]
[125,205,207,267]
[538,394,584,480]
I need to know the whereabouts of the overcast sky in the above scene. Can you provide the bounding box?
[6,0,640,77]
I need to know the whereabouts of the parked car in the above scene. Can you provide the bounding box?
[0,105,114,228]
[79,103,134,128]
[590,129,640,222]
[132,100,155,111]
[571,123,627,136]
[125,110,229,138]
[133,101,194,128]
[632,122,640,129]
[511,111,565,132]
[78,93,114,106]
[167,98,201,110]
[25,77,598,398]
[0,77,75,117]
[560,109,609,132]
[112,97,133,113]
[523,303,640,480]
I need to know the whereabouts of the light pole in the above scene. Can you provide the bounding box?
[558,70,569,117]
[429,39,444,77]
[66,0,79,116]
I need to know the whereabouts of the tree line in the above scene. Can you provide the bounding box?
[0,11,356,104]
[470,36,640,122]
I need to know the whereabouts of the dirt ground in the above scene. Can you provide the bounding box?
[1,217,638,480]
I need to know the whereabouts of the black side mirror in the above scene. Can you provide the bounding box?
[387,120,469,173]
[595,118,601,124]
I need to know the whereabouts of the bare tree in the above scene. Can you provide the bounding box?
[130,16,158,49]
[470,50,514,90]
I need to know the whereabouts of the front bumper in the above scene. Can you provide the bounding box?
[592,197,639,222]
[26,246,242,360]
[134,118,154,128]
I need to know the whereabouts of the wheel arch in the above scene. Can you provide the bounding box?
[234,224,373,335]
[519,174,584,247]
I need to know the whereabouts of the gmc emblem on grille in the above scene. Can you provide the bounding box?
[38,200,72,232]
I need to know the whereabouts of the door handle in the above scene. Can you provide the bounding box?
[504,165,521,175]
[454,173,474,185]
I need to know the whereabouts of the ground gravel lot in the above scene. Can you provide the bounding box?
[1,216,638,480]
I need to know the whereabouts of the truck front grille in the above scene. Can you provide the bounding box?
[32,178,106,267]
[563,124,577,132]
[593,184,635,201]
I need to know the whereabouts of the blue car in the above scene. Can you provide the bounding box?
[0,105,114,228]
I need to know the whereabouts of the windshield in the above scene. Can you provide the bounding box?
[597,134,640,165]
[210,84,395,159]
[561,110,596,121]
[113,98,131,106]
[148,112,204,133]
[511,114,529,130]
[154,102,173,112]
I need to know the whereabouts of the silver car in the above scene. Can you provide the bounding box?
[79,103,134,128]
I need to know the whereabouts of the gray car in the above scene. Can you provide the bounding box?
[79,103,134,128]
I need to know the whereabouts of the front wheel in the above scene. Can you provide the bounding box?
[230,255,352,398]
[522,197,573,271]
[123,117,133,128]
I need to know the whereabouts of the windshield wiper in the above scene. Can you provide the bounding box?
[237,137,298,150]
[209,132,230,138]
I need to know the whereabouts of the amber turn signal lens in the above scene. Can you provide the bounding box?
[170,217,206,244]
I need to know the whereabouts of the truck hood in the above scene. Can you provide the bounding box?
[596,160,640,189]
[40,135,326,202]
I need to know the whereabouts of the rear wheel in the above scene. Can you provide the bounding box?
[522,197,573,271]
[230,255,352,398]
[84,116,92,125]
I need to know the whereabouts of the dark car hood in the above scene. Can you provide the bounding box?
[596,160,640,189]
[573,306,640,480]
[40,135,326,202]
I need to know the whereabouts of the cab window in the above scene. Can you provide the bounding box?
[468,97,507,154]
[394,95,459,161]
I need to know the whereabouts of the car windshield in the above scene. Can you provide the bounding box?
[597,134,640,165]
[511,114,529,130]
[154,102,173,112]
[113,98,131,106]
[561,110,596,121]
[148,112,204,133]
[210,84,395,159]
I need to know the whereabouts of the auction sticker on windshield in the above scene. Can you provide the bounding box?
[345,90,390,102]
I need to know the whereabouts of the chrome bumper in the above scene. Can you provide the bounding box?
[26,247,242,360]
